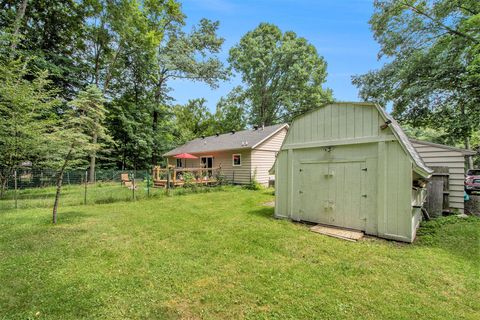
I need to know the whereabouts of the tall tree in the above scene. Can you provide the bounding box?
[0,0,90,97]
[212,87,248,133]
[352,0,480,167]
[151,18,228,165]
[228,23,333,126]
[0,56,59,197]
[173,98,215,143]
[46,85,110,223]
[83,0,181,179]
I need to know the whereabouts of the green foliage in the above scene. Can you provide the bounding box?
[44,85,110,171]
[228,23,333,125]
[173,98,216,143]
[243,179,263,191]
[212,87,248,133]
[182,171,196,189]
[0,56,60,194]
[0,0,90,98]
[352,0,480,148]
[243,170,263,190]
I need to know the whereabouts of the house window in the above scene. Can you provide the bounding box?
[176,159,182,168]
[232,154,241,166]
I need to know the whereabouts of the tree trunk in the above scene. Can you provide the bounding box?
[52,148,73,224]
[465,136,474,169]
[0,174,7,199]
[152,110,159,165]
[10,0,28,51]
[89,131,98,183]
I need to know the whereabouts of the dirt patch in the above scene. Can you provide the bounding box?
[262,201,275,207]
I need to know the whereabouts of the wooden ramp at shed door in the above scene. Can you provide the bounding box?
[310,225,364,242]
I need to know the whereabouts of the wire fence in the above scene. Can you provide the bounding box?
[0,168,233,211]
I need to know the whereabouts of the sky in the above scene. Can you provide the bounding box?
[169,0,383,112]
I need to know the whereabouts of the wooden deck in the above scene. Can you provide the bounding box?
[152,166,221,188]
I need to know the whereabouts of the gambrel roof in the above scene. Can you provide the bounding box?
[374,104,433,177]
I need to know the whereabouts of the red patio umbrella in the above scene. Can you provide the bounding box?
[174,153,198,167]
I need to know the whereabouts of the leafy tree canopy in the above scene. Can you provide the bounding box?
[228,23,333,126]
[352,0,480,154]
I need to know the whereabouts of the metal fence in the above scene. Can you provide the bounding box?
[0,168,232,211]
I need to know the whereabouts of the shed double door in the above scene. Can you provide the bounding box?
[298,161,371,231]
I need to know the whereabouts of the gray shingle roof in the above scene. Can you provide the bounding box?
[164,123,288,156]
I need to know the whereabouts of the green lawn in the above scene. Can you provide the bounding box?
[0,181,167,211]
[0,187,479,319]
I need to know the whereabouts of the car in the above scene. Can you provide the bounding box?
[465,169,480,194]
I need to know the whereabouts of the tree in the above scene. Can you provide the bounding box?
[0,0,90,98]
[352,0,480,167]
[0,56,59,197]
[151,18,228,165]
[212,87,248,133]
[83,0,181,180]
[173,98,215,143]
[46,85,110,224]
[228,23,333,126]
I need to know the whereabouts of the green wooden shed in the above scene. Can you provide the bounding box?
[274,102,433,242]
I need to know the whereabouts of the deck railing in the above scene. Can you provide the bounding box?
[152,166,223,188]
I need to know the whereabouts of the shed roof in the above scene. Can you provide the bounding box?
[373,104,433,177]
[164,123,288,156]
[409,139,477,156]
[271,102,433,177]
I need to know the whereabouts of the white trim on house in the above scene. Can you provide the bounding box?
[232,154,241,166]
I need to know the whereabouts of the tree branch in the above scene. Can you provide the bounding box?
[10,0,28,51]
[401,1,479,44]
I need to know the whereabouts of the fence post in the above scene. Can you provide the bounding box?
[147,172,150,198]
[167,168,171,191]
[67,171,70,185]
[14,170,18,209]
[84,170,88,205]
[132,172,135,201]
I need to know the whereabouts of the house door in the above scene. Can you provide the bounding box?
[200,156,213,176]
[298,161,371,231]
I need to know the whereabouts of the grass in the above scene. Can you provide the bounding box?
[0,187,479,319]
[0,182,227,210]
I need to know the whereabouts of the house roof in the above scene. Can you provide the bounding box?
[163,123,288,156]
[409,139,477,156]
[374,104,433,177]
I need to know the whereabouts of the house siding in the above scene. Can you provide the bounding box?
[251,127,288,186]
[412,142,467,213]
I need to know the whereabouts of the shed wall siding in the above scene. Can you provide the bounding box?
[412,142,466,212]
[276,103,418,242]
[284,103,388,146]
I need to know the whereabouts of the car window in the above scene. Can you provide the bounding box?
[467,169,480,176]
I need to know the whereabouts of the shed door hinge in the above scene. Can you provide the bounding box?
[361,168,368,171]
